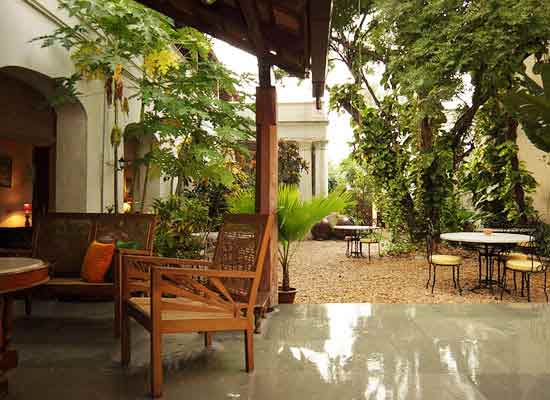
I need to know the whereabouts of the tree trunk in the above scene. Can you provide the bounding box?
[114,145,119,214]
[504,117,529,224]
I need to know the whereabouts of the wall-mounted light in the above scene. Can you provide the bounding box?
[118,157,131,170]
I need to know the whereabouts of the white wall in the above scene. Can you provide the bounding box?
[0,0,164,213]
[519,57,550,222]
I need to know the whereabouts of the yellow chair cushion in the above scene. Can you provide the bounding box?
[503,252,530,261]
[506,258,544,272]
[81,240,115,283]
[360,238,379,244]
[430,254,463,266]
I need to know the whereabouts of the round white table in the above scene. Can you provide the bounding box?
[440,232,531,245]
[440,232,531,291]
[334,226,379,258]
[0,258,49,396]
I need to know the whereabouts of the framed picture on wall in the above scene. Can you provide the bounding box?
[0,156,12,188]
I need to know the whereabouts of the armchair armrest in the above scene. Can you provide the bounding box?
[155,266,256,279]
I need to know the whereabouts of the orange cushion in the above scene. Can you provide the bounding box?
[81,241,115,283]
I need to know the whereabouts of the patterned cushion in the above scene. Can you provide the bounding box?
[431,254,463,266]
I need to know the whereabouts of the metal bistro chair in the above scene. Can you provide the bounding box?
[501,223,549,302]
[120,214,273,397]
[359,228,382,262]
[426,223,464,294]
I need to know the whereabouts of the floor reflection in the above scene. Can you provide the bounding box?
[10,302,550,399]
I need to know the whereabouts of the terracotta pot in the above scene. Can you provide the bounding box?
[278,287,297,304]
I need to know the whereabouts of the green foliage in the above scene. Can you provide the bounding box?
[228,185,352,290]
[278,141,309,186]
[329,0,549,247]
[503,62,550,153]
[330,156,375,224]
[36,0,254,208]
[461,100,538,226]
[152,196,210,259]
[142,60,254,189]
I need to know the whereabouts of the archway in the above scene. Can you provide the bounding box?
[0,66,87,228]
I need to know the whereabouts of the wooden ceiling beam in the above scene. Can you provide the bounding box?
[309,0,332,107]
[135,0,312,78]
[238,0,267,55]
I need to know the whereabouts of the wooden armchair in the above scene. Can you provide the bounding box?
[120,214,273,398]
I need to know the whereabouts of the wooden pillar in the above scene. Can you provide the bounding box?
[255,59,278,306]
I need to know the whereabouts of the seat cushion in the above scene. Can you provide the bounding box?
[360,238,379,244]
[130,297,236,321]
[38,277,113,300]
[431,254,463,266]
[45,277,113,287]
[81,241,116,283]
[506,259,544,272]
[504,252,530,261]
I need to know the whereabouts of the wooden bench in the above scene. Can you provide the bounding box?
[25,213,156,335]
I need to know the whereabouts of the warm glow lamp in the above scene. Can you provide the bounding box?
[23,203,32,227]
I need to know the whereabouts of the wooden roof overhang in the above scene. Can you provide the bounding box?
[135,0,332,106]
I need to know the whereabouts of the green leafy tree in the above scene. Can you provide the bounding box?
[329,0,550,242]
[152,196,209,258]
[331,156,375,224]
[36,0,253,212]
[461,99,538,225]
[278,140,309,186]
[228,186,351,291]
[36,0,176,212]
[504,61,550,153]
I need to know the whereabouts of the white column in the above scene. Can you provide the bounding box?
[298,141,313,200]
[314,140,328,197]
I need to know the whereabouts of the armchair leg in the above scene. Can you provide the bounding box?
[204,332,213,348]
[24,295,32,316]
[151,328,163,398]
[121,305,131,367]
[244,328,254,372]
[114,298,121,338]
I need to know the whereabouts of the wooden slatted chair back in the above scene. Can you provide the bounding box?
[121,214,273,317]
[212,214,271,308]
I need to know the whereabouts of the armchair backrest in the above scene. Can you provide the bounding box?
[121,213,273,313]
[212,214,272,306]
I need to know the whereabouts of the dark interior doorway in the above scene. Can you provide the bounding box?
[32,146,53,218]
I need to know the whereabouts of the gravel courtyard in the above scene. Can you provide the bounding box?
[288,239,548,304]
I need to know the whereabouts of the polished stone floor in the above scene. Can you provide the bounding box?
[6,301,550,399]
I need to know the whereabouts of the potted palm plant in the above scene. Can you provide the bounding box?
[228,185,351,303]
